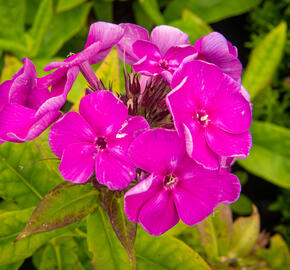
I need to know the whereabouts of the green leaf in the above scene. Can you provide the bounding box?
[132,1,154,30]
[164,0,261,23]
[0,55,22,83]
[0,0,25,39]
[196,216,219,262]
[99,189,137,267]
[243,21,287,98]
[37,3,91,58]
[135,228,212,269]
[29,0,54,57]
[96,48,121,94]
[231,194,253,215]
[93,0,113,22]
[87,209,131,270]
[238,120,290,188]
[39,237,86,270]
[138,0,165,25]
[0,39,27,56]
[211,204,233,257]
[0,208,71,266]
[0,261,23,270]
[169,9,212,43]
[0,139,62,208]
[16,182,99,240]
[258,234,290,270]
[57,0,87,12]
[229,206,260,257]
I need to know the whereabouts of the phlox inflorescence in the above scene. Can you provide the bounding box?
[0,21,252,235]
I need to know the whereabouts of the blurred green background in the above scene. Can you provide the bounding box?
[0,0,289,269]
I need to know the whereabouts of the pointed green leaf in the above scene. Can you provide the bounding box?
[138,0,165,25]
[211,204,233,256]
[170,10,212,43]
[258,234,290,270]
[230,206,260,257]
[164,0,261,23]
[135,228,212,270]
[243,22,287,98]
[0,208,71,266]
[99,189,137,267]
[39,237,86,270]
[196,216,219,262]
[29,0,53,57]
[57,0,87,12]
[96,48,121,94]
[17,182,99,240]
[37,3,91,58]
[0,140,62,208]
[87,209,131,270]
[238,120,290,188]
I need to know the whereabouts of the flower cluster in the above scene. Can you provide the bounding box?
[0,22,252,235]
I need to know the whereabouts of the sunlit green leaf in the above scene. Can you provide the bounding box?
[37,3,91,58]
[87,209,131,270]
[238,120,290,188]
[0,139,62,208]
[135,228,212,270]
[57,0,87,12]
[138,0,165,25]
[170,9,212,43]
[29,0,53,57]
[17,182,99,240]
[258,234,290,270]
[0,261,23,270]
[243,21,287,98]
[164,0,261,23]
[229,206,260,257]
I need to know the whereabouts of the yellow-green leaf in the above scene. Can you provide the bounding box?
[0,55,22,83]
[242,22,287,98]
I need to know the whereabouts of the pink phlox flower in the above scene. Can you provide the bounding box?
[166,60,252,170]
[116,24,195,82]
[193,32,243,82]
[49,90,149,190]
[124,128,241,235]
[0,58,61,143]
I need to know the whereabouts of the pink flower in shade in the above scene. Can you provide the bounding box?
[124,129,241,235]
[116,24,195,82]
[166,60,252,170]
[0,58,62,143]
[193,32,242,82]
[49,90,149,190]
[43,22,124,90]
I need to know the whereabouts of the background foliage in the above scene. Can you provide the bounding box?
[0,0,289,269]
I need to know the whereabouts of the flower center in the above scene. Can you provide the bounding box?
[195,111,210,126]
[164,174,178,189]
[96,137,107,150]
[158,59,169,70]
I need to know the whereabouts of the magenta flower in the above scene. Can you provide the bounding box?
[49,90,149,190]
[0,58,62,143]
[193,32,242,82]
[116,24,194,82]
[166,60,252,170]
[124,129,241,235]
[44,22,124,90]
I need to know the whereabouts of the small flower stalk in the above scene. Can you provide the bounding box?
[0,21,252,235]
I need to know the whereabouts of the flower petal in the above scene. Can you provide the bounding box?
[129,129,186,175]
[205,126,252,159]
[183,122,219,170]
[139,190,179,235]
[85,22,124,63]
[59,142,96,183]
[107,116,149,164]
[0,80,11,111]
[95,150,135,190]
[49,111,96,158]
[150,25,189,56]
[116,23,149,65]
[124,174,163,223]
[219,174,241,204]
[79,91,128,137]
